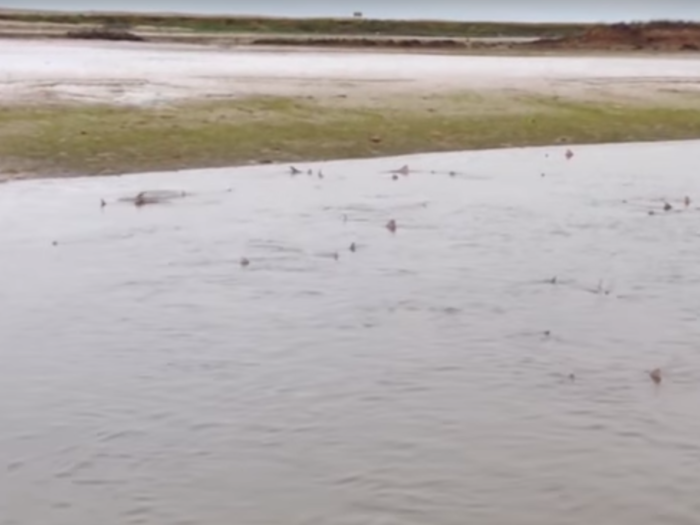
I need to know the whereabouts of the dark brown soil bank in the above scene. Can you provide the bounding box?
[528,21,700,51]
[251,36,467,49]
[65,27,145,42]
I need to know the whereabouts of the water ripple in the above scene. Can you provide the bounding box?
[1,141,700,524]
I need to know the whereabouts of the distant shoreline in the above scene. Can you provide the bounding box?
[0,9,576,52]
[1,10,699,52]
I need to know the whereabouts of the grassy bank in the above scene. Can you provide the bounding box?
[2,93,700,178]
[0,11,588,38]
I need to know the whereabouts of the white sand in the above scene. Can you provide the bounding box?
[1,39,700,105]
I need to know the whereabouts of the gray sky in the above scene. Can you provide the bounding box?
[2,1,699,22]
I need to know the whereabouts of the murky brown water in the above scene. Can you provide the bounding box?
[2,141,700,525]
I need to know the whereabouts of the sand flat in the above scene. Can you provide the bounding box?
[1,39,700,105]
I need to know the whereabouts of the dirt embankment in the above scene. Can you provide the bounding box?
[529,21,700,51]
[251,36,469,49]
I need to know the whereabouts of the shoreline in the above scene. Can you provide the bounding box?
[0,12,699,53]
[1,39,700,180]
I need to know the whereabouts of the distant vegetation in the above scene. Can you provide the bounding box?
[65,21,145,42]
[0,11,590,38]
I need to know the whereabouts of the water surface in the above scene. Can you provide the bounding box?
[2,141,700,525]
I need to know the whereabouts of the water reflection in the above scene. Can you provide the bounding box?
[2,141,700,525]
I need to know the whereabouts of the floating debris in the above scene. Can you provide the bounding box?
[386,219,397,233]
[596,279,611,295]
[391,165,410,176]
[134,193,149,207]
[391,174,399,181]
[579,279,613,296]
[649,368,662,384]
[120,190,186,207]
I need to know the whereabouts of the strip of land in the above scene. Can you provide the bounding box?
[0,9,589,42]
[0,10,699,52]
[1,15,700,180]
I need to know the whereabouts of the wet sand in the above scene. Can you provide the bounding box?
[2,141,700,524]
[2,39,700,105]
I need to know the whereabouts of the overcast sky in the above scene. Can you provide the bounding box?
[2,1,699,22]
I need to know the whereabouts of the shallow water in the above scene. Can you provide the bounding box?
[2,141,700,525]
